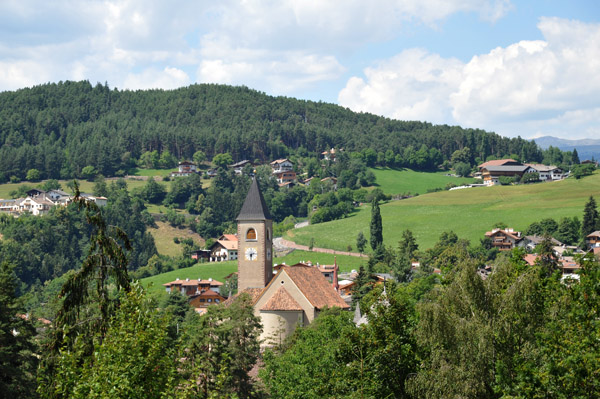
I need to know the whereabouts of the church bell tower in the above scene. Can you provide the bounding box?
[237,178,273,291]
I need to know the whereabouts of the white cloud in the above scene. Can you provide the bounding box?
[339,17,600,139]
[123,67,190,90]
[339,49,463,123]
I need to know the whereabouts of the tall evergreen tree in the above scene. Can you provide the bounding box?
[370,198,383,251]
[582,196,599,241]
[572,148,580,164]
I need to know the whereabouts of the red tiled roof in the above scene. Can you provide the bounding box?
[163,278,223,287]
[524,254,538,266]
[212,240,238,250]
[221,234,238,242]
[478,159,518,169]
[283,265,349,309]
[260,286,303,311]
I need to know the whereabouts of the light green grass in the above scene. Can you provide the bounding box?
[148,221,205,257]
[0,178,149,199]
[370,167,476,195]
[285,173,600,251]
[130,168,172,177]
[273,250,367,272]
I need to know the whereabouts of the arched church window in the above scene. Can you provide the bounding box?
[246,228,257,240]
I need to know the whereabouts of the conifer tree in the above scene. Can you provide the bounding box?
[582,196,599,241]
[572,148,580,164]
[370,198,383,251]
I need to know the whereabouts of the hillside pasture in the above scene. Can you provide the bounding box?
[369,167,476,195]
[285,172,600,251]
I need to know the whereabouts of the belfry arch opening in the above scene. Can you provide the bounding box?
[246,228,257,241]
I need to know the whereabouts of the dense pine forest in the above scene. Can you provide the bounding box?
[0,80,545,181]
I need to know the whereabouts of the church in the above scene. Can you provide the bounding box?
[234,177,349,345]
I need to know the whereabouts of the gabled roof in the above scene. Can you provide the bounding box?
[229,160,251,168]
[283,265,349,309]
[237,178,271,221]
[220,234,238,242]
[261,286,303,311]
[482,165,531,173]
[270,158,292,165]
[525,164,561,172]
[587,231,600,238]
[478,159,518,169]
[211,240,238,251]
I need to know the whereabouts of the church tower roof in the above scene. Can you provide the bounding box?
[237,177,272,221]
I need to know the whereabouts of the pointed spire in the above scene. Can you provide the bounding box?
[237,177,272,221]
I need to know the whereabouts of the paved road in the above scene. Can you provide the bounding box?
[276,237,366,258]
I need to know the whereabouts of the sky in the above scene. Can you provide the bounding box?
[1,0,599,140]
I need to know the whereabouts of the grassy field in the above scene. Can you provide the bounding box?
[370,167,476,195]
[285,172,600,251]
[141,249,367,294]
[148,221,205,257]
[129,168,172,177]
[0,177,150,199]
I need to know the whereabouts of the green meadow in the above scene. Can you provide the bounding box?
[141,250,366,295]
[285,172,600,251]
[369,167,476,195]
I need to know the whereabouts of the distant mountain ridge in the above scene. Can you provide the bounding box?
[533,136,600,161]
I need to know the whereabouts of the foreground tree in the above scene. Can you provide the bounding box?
[177,294,263,399]
[0,261,38,398]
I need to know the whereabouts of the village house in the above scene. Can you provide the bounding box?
[321,148,340,162]
[229,160,252,175]
[480,164,534,186]
[522,235,563,251]
[163,277,226,313]
[525,164,564,181]
[209,234,239,261]
[227,177,349,346]
[170,160,198,177]
[270,159,297,185]
[163,277,224,295]
[586,231,600,249]
[485,228,523,250]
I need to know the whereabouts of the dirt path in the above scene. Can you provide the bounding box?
[276,238,367,258]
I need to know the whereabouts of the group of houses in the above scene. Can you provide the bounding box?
[477,159,564,186]
[0,188,107,217]
[484,227,600,279]
[170,148,342,188]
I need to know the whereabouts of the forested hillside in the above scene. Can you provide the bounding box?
[0,80,544,181]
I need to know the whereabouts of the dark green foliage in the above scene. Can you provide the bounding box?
[526,217,559,236]
[370,198,383,251]
[140,176,167,204]
[453,161,471,177]
[581,196,599,240]
[263,287,418,399]
[554,216,581,245]
[178,294,263,398]
[520,171,540,183]
[572,148,580,164]
[0,81,550,180]
[571,163,596,179]
[356,231,367,254]
[0,261,38,398]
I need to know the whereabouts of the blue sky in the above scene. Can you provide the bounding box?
[1,1,599,140]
